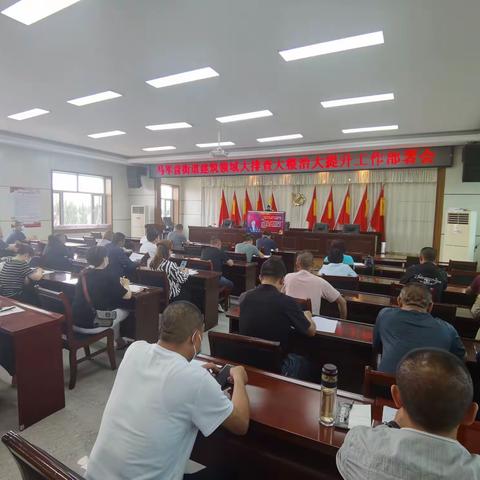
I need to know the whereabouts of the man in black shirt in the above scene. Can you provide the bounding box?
[400,247,447,301]
[239,257,315,379]
[201,237,234,289]
[255,230,278,255]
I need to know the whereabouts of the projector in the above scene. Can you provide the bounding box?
[210,146,229,158]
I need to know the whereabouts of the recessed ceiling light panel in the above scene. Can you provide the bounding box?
[146,67,219,88]
[342,125,399,134]
[142,146,176,152]
[88,130,126,139]
[67,90,122,106]
[8,108,50,120]
[256,133,303,143]
[216,110,273,123]
[321,93,394,108]
[196,141,235,148]
[145,122,192,131]
[1,0,81,25]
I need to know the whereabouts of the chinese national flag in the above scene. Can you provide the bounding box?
[320,187,335,230]
[256,192,264,211]
[243,189,253,218]
[353,186,369,232]
[218,190,230,226]
[370,186,386,241]
[231,192,242,226]
[269,193,278,212]
[335,186,351,229]
[305,187,317,230]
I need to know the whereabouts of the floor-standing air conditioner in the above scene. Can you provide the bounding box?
[442,209,477,261]
[131,205,149,238]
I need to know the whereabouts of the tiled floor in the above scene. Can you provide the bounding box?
[0,313,230,480]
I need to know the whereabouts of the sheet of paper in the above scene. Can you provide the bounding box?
[354,262,365,267]
[188,269,199,276]
[0,306,25,317]
[348,404,372,429]
[129,284,146,294]
[41,270,54,275]
[382,406,398,423]
[129,252,145,262]
[313,316,338,333]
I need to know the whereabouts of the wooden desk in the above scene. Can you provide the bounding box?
[0,297,65,430]
[39,272,162,343]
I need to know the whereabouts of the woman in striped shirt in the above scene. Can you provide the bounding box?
[150,240,189,299]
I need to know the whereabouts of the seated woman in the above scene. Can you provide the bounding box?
[319,247,358,277]
[72,246,132,349]
[149,240,189,300]
[41,233,73,271]
[0,242,43,302]
[323,239,355,267]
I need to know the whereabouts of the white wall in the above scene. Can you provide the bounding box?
[0,143,130,240]
[179,177,202,235]
[440,146,480,262]
[128,175,155,227]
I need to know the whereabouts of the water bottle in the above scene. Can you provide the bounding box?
[319,364,338,427]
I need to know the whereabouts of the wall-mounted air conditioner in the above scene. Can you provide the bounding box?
[442,209,477,262]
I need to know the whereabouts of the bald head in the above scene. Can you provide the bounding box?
[159,301,203,344]
[396,348,474,434]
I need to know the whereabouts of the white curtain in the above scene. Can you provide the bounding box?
[200,168,437,254]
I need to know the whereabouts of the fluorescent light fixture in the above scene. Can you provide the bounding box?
[216,109,273,123]
[321,93,394,108]
[342,125,399,134]
[67,90,122,106]
[1,0,81,25]
[279,31,384,61]
[8,108,49,120]
[257,133,303,143]
[88,130,126,139]
[146,67,219,88]
[142,146,176,152]
[196,141,235,148]
[145,122,192,131]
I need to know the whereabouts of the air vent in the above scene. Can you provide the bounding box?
[132,206,144,214]
[447,213,469,225]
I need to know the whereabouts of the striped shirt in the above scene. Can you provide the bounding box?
[0,257,31,297]
[153,259,189,299]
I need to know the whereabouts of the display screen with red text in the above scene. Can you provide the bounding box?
[246,211,286,234]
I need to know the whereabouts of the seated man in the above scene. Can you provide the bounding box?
[167,223,188,250]
[255,230,278,255]
[337,348,480,479]
[374,283,465,374]
[239,257,315,379]
[106,232,138,278]
[235,234,264,262]
[5,221,26,244]
[319,247,358,277]
[86,301,250,480]
[97,230,113,247]
[400,246,447,301]
[284,251,347,317]
[201,237,234,289]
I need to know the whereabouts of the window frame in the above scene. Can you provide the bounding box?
[160,183,179,224]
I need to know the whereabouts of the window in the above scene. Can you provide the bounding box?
[52,171,111,227]
[161,184,174,221]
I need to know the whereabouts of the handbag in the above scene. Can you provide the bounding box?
[81,272,117,328]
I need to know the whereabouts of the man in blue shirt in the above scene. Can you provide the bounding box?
[373,283,465,374]
[106,232,139,279]
[6,221,26,244]
[255,230,278,255]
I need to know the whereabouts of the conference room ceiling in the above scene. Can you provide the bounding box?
[1,0,480,161]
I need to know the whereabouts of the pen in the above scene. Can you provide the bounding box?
[0,306,16,313]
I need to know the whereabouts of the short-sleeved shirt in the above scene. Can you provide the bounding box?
[0,257,31,297]
[152,259,189,299]
[319,262,358,277]
[239,284,311,349]
[283,270,340,315]
[72,268,128,328]
[5,230,26,244]
[256,236,278,255]
[201,246,228,273]
[373,307,466,373]
[167,231,188,250]
[400,262,448,301]
[469,275,480,295]
[337,424,480,480]
[86,342,233,480]
[139,240,157,266]
[235,242,261,262]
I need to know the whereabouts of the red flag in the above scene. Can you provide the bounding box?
[231,192,242,226]
[305,187,318,230]
[320,187,335,230]
[243,189,253,218]
[370,186,385,241]
[353,186,369,232]
[256,192,264,211]
[218,190,230,226]
[268,193,278,211]
[335,186,351,229]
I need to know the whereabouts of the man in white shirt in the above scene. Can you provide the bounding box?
[139,229,160,266]
[86,301,250,480]
[319,247,358,277]
[97,230,113,247]
[284,251,347,317]
[337,348,480,480]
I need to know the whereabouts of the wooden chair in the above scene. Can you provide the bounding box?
[2,431,84,480]
[35,286,116,390]
[450,269,478,286]
[290,297,312,312]
[135,268,170,312]
[187,258,213,271]
[321,275,359,291]
[209,331,283,373]
[225,251,247,262]
[183,244,203,256]
[390,282,404,298]
[448,260,478,272]
[431,302,457,324]
[363,366,395,400]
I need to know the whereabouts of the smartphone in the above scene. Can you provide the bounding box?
[215,365,232,388]
[180,260,187,269]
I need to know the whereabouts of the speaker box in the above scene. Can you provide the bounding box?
[462,144,480,182]
[127,166,147,188]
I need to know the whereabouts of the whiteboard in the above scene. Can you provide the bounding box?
[10,187,42,227]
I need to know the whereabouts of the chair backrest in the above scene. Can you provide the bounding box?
[405,255,419,269]
[322,275,359,291]
[390,282,404,298]
[187,258,213,271]
[2,431,84,480]
[448,260,478,272]
[91,232,102,239]
[342,224,360,234]
[209,331,283,373]
[35,286,74,342]
[136,268,170,310]
[225,251,247,262]
[313,223,329,232]
[450,269,478,286]
[290,297,312,312]
[83,236,96,247]
[183,244,203,256]
[431,302,457,323]
[222,219,233,228]
[363,366,395,400]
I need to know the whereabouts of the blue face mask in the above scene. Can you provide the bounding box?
[191,330,201,359]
